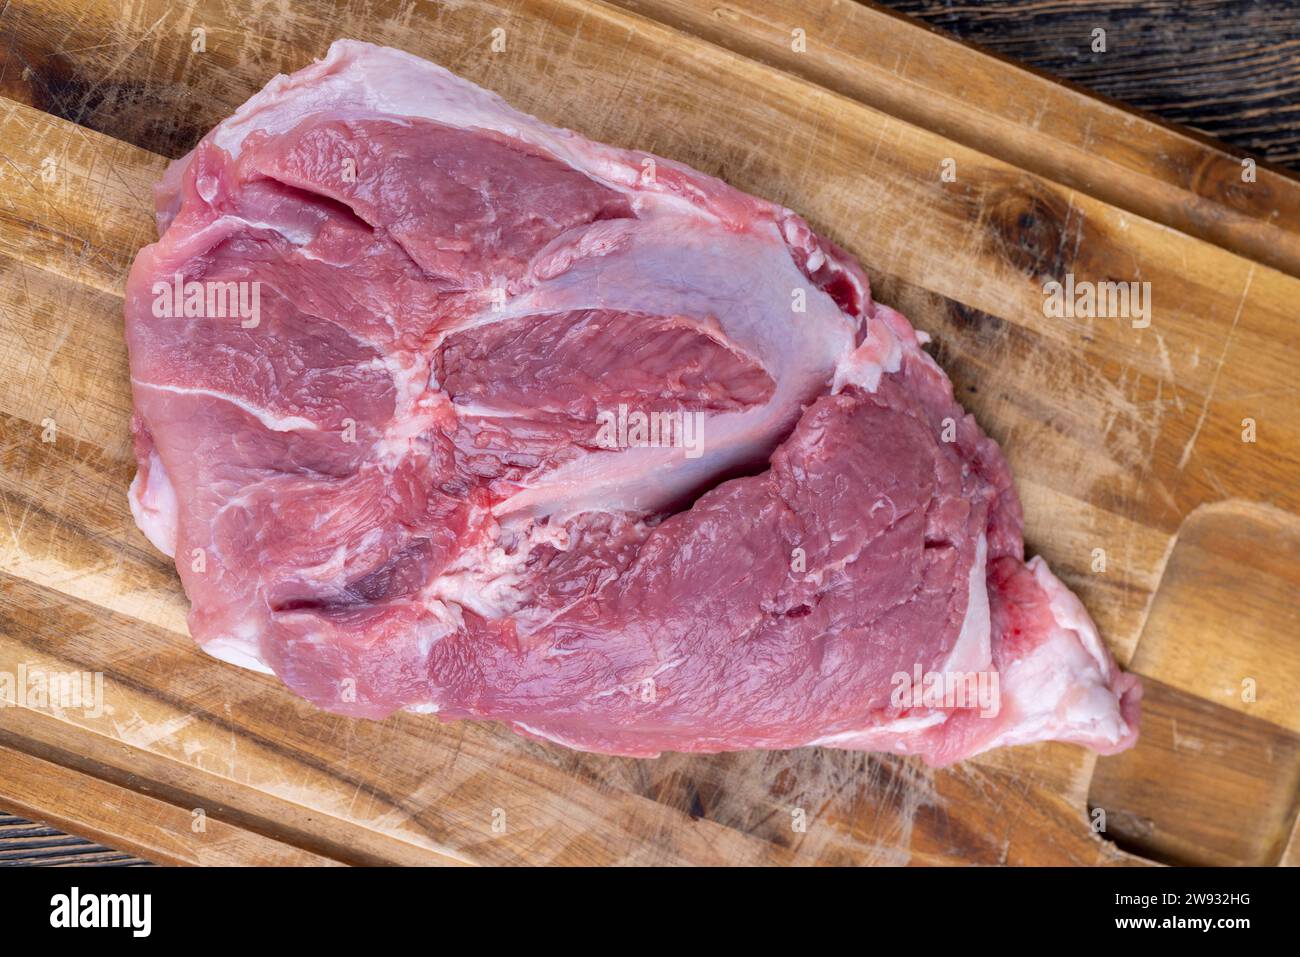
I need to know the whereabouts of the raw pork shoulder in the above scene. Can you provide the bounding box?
[124,40,1140,764]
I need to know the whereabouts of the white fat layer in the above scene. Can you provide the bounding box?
[980,557,1131,752]
[941,533,991,675]
[806,711,948,749]
[422,517,568,620]
[832,315,903,393]
[511,721,609,754]
[1029,556,1112,678]
[133,379,319,432]
[370,351,435,464]
[128,451,179,558]
[201,634,274,675]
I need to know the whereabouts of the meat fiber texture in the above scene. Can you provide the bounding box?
[124,40,1140,765]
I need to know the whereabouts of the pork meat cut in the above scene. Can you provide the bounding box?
[124,40,1140,764]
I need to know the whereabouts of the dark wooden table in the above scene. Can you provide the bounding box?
[0,814,153,866]
[2,0,1296,866]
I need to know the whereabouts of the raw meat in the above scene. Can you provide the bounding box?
[124,40,1140,765]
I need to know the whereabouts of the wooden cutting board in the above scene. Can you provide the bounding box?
[1,0,1298,866]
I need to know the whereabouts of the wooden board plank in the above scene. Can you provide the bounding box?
[614,0,1300,277]
[0,0,1296,864]
[0,744,345,866]
[1088,501,1300,865]
[1089,679,1300,867]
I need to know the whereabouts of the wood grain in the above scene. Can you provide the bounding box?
[885,0,1300,169]
[0,745,343,866]
[612,0,1300,279]
[0,813,151,866]
[1089,501,1300,865]
[1090,679,1300,866]
[0,0,1295,865]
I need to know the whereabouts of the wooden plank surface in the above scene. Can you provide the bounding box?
[0,0,1297,866]
[617,0,1300,279]
[0,744,344,866]
[0,813,151,866]
[886,0,1300,169]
